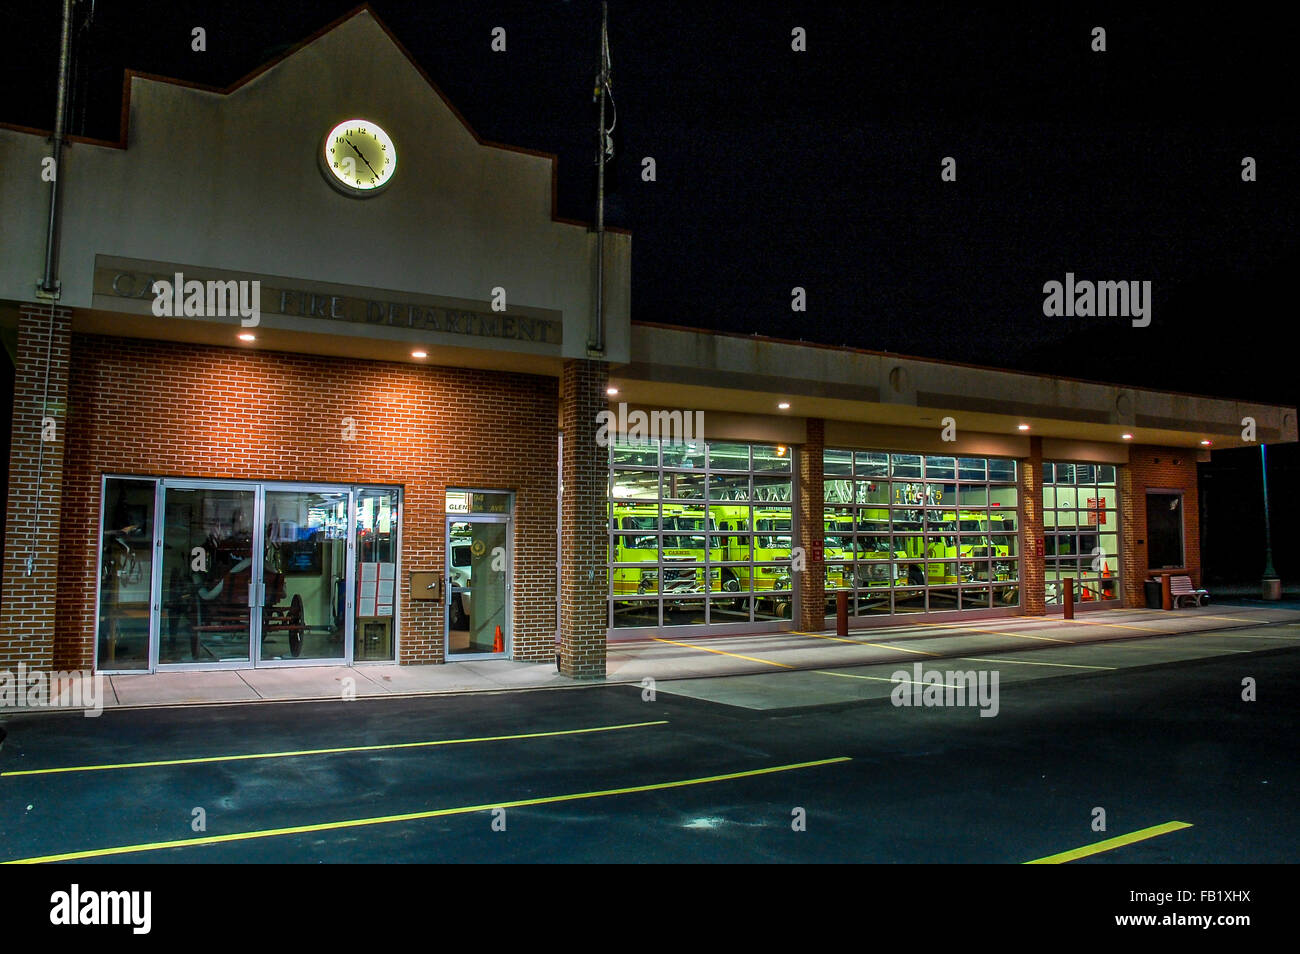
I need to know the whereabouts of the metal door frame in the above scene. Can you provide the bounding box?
[445,511,513,660]
[152,479,263,672]
[255,483,357,668]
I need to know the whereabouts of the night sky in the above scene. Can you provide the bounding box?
[4,1,1296,581]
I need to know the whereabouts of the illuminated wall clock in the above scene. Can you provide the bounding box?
[320,118,397,195]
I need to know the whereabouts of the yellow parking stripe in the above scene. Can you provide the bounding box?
[650,637,793,668]
[956,656,1115,670]
[1024,820,1192,864]
[813,670,969,688]
[0,721,669,779]
[1067,619,1165,632]
[2,757,851,864]
[927,621,1070,643]
[791,631,940,656]
[1188,631,1300,640]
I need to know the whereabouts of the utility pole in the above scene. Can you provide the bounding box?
[1261,443,1281,600]
[589,1,611,355]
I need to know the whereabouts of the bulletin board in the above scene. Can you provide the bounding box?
[357,562,395,618]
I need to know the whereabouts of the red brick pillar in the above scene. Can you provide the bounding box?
[796,418,825,631]
[1019,437,1046,615]
[1,304,72,670]
[558,359,608,678]
[1119,464,1145,608]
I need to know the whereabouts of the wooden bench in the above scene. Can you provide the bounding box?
[1169,575,1209,608]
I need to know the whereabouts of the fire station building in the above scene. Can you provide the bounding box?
[2,7,1295,679]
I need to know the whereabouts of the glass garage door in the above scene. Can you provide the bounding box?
[1043,462,1121,605]
[823,450,1021,618]
[609,438,795,634]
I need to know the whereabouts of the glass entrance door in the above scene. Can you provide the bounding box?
[446,517,511,657]
[107,479,400,672]
[354,488,399,662]
[259,488,351,663]
[158,483,259,665]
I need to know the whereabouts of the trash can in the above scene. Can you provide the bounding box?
[1144,579,1162,610]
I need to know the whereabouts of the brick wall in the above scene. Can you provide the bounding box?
[797,418,825,631]
[1,305,71,669]
[51,333,559,670]
[1019,438,1046,615]
[558,359,608,678]
[1120,446,1201,608]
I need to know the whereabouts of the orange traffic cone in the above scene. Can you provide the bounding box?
[493,625,503,653]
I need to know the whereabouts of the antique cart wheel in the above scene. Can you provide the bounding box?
[288,593,305,657]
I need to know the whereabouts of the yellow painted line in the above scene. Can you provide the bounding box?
[0,721,669,779]
[1066,619,1166,632]
[926,621,1070,643]
[1197,616,1267,623]
[811,670,898,683]
[956,656,1115,670]
[791,630,940,656]
[2,756,851,864]
[813,669,979,689]
[650,637,794,668]
[1024,820,1193,864]
[1188,631,1300,641]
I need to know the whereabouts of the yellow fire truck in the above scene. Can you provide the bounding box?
[709,505,793,597]
[829,510,910,591]
[890,509,1016,584]
[610,502,721,597]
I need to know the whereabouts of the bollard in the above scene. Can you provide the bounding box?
[836,590,849,637]
[1063,578,1074,619]
[1161,573,1172,611]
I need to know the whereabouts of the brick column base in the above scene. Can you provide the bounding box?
[1,304,72,670]
[558,359,608,679]
[797,418,826,631]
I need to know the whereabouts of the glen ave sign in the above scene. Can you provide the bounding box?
[92,255,563,350]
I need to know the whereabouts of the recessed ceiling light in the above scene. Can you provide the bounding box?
[607,387,619,396]
[238,333,256,342]
[1121,433,1133,440]
[411,350,427,358]
[777,402,791,410]
[1017,424,1030,431]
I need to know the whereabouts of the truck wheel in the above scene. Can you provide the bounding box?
[287,594,305,657]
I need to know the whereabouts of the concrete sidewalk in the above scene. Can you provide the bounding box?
[5,602,1299,714]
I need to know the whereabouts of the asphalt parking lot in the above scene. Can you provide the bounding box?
[1,619,1297,864]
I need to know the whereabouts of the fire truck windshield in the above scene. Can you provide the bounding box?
[663,516,721,549]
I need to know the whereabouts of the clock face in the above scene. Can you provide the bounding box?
[320,119,397,195]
